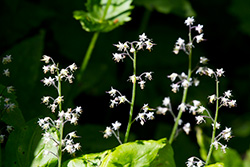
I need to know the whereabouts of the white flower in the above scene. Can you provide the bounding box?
[222,127,232,141]
[139,33,147,41]
[156,107,168,115]
[138,80,146,89]
[145,72,153,80]
[206,68,214,77]
[70,115,78,125]
[41,55,51,63]
[42,65,50,74]
[195,24,203,34]
[129,75,137,84]
[176,38,185,46]
[196,160,204,167]
[212,122,221,129]
[130,47,135,53]
[109,99,118,108]
[136,113,146,125]
[112,53,124,62]
[68,63,78,72]
[114,41,124,51]
[146,112,154,120]
[163,97,171,106]
[171,83,180,93]
[224,90,232,98]
[55,96,64,104]
[173,45,180,54]
[112,121,121,130]
[6,86,14,93]
[216,68,225,77]
[212,140,219,150]
[200,57,208,64]
[168,73,178,82]
[208,94,216,103]
[41,96,50,105]
[184,16,195,26]
[74,143,81,150]
[195,33,204,43]
[68,131,77,139]
[181,79,190,88]
[178,103,186,112]
[107,87,117,97]
[228,100,236,108]
[221,144,227,153]
[195,116,205,124]
[193,100,201,107]
[42,77,54,86]
[183,123,191,135]
[6,125,13,133]
[136,41,144,50]
[49,103,57,113]
[2,55,12,64]
[145,40,154,51]
[104,127,112,138]
[75,106,82,115]
[3,69,10,77]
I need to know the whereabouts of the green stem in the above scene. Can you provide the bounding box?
[169,29,193,144]
[76,32,100,82]
[124,50,137,143]
[57,70,63,167]
[205,79,220,165]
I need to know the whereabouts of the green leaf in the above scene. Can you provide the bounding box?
[63,150,110,167]
[3,119,57,167]
[213,147,243,167]
[101,138,175,167]
[134,0,195,17]
[196,127,211,161]
[243,147,250,167]
[205,162,224,167]
[73,0,133,32]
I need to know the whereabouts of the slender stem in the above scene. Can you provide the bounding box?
[124,50,137,143]
[77,32,100,82]
[205,79,220,165]
[169,29,193,144]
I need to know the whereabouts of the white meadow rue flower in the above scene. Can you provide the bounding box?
[145,40,154,51]
[221,144,227,153]
[109,99,118,108]
[129,75,137,84]
[68,63,78,72]
[228,100,236,108]
[171,83,180,93]
[195,24,203,34]
[183,123,191,135]
[181,79,190,88]
[3,69,10,77]
[55,96,64,104]
[112,121,121,130]
[200,56,208,64]
[168,73,178,82]
[42,65,50,74]
[146,112,154,120]
[42,77,55,86]
[222,127,232,141]
[163,97,171,107]
[107,87,117,97]
[184,16,195,26]
[224,90,232,98]
[216,68,225,77]
[195,33,204,43]
[112,53,124,62]
[208,94,216,103]
[136,113,146,125]
[2,55,12,64]
[177,103,186,112]
[206,68,214,77]
[212,122,221,129]
[41,55,51,63]
[104,127,112,138]
[138,80,146,89]
[156,107,168,115]
[114,41,124,51]
[145,72,153,80]
[6,86,14,93]
[6,125,13,133]
[195,116,205,124]
[41,96,50,105]
[139,33,147,41]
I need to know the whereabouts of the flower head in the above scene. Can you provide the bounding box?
[184,16,195,26]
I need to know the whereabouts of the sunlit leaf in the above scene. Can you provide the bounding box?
[101,138,175,167]
[206,162,224,167]
[243,147,250,167]
[73,0,133,32]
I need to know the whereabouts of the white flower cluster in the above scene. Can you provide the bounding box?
[128,72,153,89]
[106,87,129,108]
[0,125,14,143]
[174,16,204,55]
[113,33,155,62]
[208,90,236,108]
[2,55,12,77]
[41,55,77,86]
[168,72,199,93]
[39,56,82,155]
[103,121,123,144]
[186,157,204,167]
[135,104,155,125]
[212,127,232,153]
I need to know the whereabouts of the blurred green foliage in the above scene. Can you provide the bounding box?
[1,0,250,166]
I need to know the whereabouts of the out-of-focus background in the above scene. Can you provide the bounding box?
[1,0,250,166]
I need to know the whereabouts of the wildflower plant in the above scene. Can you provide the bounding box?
[0,55,15,144]
[38,55,82,167]
[157,17,237,166]
[104,33,155,143]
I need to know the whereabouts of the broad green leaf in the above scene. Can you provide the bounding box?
[196,127,211,161]
[63,150,110,167]
[134,0,195,17]
[101,138,175,167]
[243,147,250,167]
[30,127,59,167]
[0,84,25,128]
[3,119,57,167]
[73,0,133,32]
[213,147,243,167]
[206,162,224,167]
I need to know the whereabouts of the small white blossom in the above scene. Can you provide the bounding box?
[136,113,146,125]
[177,103,186,112]
[208,94,216,103]
[216,68,225,77]
[6,86,14,93]
[42,77,55,86]
[163,97,171,107]
[112,121,121,130]
[224,90,232,98]
[200,57,208,64]
[2,55,12,64]
[195,116,205,124]
[156,107,168,115]
[176,37,185,46]
[112,53,124,62]
[138,80,146,89]
[68,63,78,72]
[171,83,180,93]
[139,33,147,41]
[146,112,154,120]
[104,127,112,138]
[3,69,10,77]
[195,24,203,34]
[107,87,117,97]
[41,55,51,63]
[41,96,50,105]
[168,73,178,82]
[183,123,191,135]
[184,16,195,26]
[195,33,204,43]
[145,72,153,80]
[228,100,236,108]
